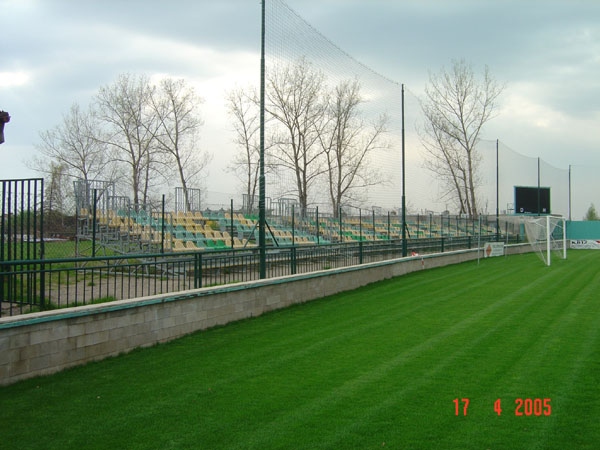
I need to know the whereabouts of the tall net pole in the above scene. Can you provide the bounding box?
[537,157,541,216]
[568,165,572,221]
[496,139,500,241]
[562,217,567,260]
[546,215,551,266]
[401,84,407,257]
[259,0,267,278]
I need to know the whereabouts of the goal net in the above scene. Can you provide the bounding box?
[522,215,567,266]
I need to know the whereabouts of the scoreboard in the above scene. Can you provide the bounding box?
[514,186,551,214]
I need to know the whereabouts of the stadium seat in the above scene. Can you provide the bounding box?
[213,239,227,249]
[173,239,187,252]
[185,241,199,250]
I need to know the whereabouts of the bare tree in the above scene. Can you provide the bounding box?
[94,73,161,206]
[150,78,210,211]
[420,112,468,213]
[319,79,389,217]
[421,59,503,217]
[33,103,110,184]
[36,74,209,212]
[43,161,79,236]
[266,58,327,216]
[226,87,262,214]
[44,161,68,214]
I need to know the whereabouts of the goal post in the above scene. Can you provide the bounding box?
[521,215,567,266]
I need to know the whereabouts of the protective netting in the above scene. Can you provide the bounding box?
[568,164,600,221]
[265,0,407,214]
[263,1,597,221]
[476,140,570,218]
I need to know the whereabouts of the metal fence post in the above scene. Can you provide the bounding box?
[372,209,375,239]
[92,189,97,258]
[194,252,203,289]
[387,212,391,241]
[359,209,363,264]
[292,204,295,246]
[160,195,167,253]
[291,205,297,274]
[230,199,235,250]
[339,206,343,243]
[37,178,46,310]
[316,206,320,245]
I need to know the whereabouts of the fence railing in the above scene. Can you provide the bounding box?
[0,234,519,317]
[0,177,536,317]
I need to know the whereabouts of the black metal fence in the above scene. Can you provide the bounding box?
[2,177,528,317]
[1,234,517,316]
[1,178,44,262]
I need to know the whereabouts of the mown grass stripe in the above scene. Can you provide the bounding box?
[239,260,568,448]
[1,251,598,449]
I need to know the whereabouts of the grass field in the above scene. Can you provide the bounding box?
[1,251,599,449]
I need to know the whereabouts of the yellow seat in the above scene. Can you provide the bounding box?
[173,239,187,251]
[185,241,199,250]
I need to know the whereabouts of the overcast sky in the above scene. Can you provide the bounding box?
[1,0,599,211]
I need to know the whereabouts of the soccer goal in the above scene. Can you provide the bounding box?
[522,215,567,266]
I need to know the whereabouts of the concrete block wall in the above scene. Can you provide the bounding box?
[0,245,529,385]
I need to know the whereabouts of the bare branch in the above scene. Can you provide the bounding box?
[421,60,504,216]
[266,57,328,215]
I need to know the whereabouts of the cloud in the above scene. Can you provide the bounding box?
[500,85,567,130]
[2,0,599,214]
[0,71,31,88]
